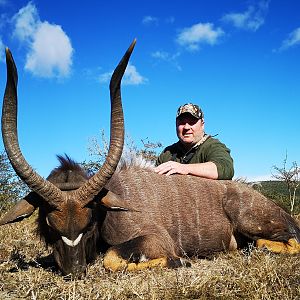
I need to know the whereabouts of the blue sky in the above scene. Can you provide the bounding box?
[0,0,299,181]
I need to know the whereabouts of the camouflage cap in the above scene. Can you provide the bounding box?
[176,103,203,119]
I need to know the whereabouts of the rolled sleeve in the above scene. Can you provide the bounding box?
[206,142,234,180]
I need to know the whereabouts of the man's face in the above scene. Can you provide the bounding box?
[176,113,204,148]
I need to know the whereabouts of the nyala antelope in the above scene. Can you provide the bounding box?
[1,40,300,277]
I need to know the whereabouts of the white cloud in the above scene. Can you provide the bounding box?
[222,10,252,29]
[99,63,147,86]
[176,23,224,51]
[12,2,73,78]
[222,0,269,32]
[151,51,182,70]
[152,51,170,60]
[25,22,73,78]
[13,1,39,41]
[99,71,112,84]
[142,16,158,26]
[123,64,147,85]
[277,27,300,51]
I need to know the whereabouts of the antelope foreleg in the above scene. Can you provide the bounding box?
[103,234,190,272]
[103,249,171,271]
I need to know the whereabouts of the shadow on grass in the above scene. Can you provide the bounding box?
[9,248,58,274]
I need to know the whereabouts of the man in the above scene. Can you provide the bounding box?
[154,103,234,180]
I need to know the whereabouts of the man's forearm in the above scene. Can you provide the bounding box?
[154,161,218,179]
[182,162,218,179]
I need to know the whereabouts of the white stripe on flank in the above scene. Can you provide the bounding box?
[61,233,83,247]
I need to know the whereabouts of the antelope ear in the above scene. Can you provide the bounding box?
[100,191,132,211]
[0,192,39,225]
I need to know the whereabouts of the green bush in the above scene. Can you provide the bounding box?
[0,150,29,214]
[253,181,300,214]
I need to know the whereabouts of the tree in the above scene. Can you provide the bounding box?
[0,150,28,212]
[139,138,163,162]
[272,154,300,214]
[81,130,163,174]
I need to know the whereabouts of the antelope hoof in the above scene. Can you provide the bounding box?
[167,257,192,268]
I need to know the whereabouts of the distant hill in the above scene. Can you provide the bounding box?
[252,180,300,214]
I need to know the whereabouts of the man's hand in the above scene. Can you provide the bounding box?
[154,161,219,179]
[154,161,188,176]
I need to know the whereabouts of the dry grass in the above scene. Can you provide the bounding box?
[1,214,300,299]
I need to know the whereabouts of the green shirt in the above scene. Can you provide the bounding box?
[156,135,234,180]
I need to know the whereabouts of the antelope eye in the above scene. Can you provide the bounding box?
[46,216,52,228]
